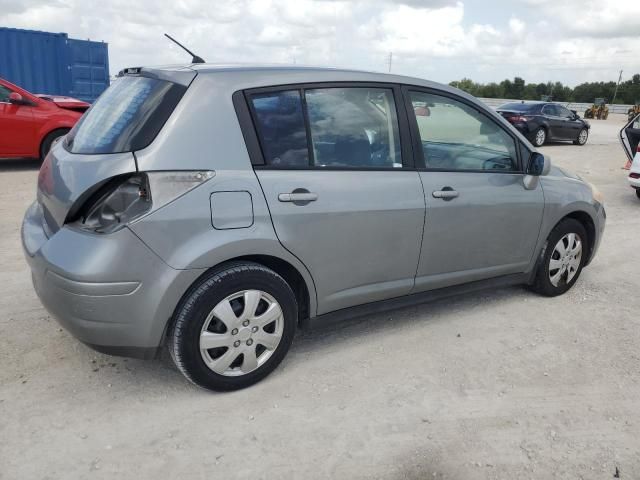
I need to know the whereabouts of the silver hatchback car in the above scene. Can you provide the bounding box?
[22,65,606,390]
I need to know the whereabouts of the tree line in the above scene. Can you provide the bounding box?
[449,74,640,104]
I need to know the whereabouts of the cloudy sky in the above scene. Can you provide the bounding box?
[2,0,639,86]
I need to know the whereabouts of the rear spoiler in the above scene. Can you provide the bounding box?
[117,66,197,87]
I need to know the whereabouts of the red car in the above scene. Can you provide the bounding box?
[0,77,90,161]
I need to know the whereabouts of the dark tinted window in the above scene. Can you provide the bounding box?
[0,85,11,102]
[556,105,573,118]
[498,102,537,113]
[65,76,186,154]
[542,104,558,116]
[305,88,402,168]
[250,90,309,167]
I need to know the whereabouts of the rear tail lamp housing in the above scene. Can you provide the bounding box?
[72,171,214,233]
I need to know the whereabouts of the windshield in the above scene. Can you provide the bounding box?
[65,76,186,155]
[498,102,537,113]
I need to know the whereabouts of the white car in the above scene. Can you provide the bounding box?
[620,114,640,199]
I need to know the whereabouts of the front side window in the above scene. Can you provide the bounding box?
[0,85,11,103]
[557,105,572,118]
[305,88,402,168]
[409,91,518,171]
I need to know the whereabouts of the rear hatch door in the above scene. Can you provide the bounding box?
[37,147,136,233]
[37,68,195,233]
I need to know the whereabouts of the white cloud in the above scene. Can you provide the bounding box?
[509,17,525,35]
[1,0,639,85]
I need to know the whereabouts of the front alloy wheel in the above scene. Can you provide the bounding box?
[533,127,546,147]
[548,233,582,287]
[530,218,587,297]
[574,128,588,145]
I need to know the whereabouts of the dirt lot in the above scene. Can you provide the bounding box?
[1,115,638,479]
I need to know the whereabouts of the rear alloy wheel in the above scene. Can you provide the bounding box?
[530,219,587,297]
[533,127,546,147]
[170,262,297,391]
[574,128,588,145]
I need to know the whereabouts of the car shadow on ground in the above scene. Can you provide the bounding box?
[0,158,41,171]
[96,285,528,394]
[292,285,526,354]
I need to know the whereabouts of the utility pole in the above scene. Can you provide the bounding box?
[612,69,623,104]
[387,52,393,73]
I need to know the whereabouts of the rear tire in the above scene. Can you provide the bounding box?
[39,129,69,161]
[530,219,588,297]
[170,261,297,391]
[636,189,640,200]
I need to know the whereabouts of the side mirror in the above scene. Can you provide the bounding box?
[527,152,550,176]
[414,105,430,117]
[8,92,25,105]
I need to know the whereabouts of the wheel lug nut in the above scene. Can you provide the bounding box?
[246,339,253,346]
[242,320,250,327]
[251,326,258,333]
[231,328,238,335]
[233,340,241,347]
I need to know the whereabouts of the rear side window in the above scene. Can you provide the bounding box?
[250,90,309,167]
[305,88,402,168]
[65,76,186,155]
[248,86,402,169]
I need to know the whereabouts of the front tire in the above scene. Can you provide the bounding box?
[532,127,546,147]
[39,129,69,161]
[530,219,588,297]
[573,128,588,145]
[636,189,640,200]
[170,262,297,391]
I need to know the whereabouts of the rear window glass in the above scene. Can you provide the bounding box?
[65,76,186,154]
[498,102,537,113]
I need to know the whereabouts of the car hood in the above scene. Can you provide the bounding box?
[37,142,136,234]
[547,164,583,182]
[35,94,90,111]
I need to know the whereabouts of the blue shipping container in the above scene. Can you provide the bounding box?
[0,27,109,102]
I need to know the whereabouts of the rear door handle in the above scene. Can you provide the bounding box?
[278,192,318,203]
[432,188,459,200]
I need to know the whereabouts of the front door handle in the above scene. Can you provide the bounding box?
[432,187,459,200]
[278,189,318,204]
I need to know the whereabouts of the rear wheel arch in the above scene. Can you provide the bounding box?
[168,255,314,336]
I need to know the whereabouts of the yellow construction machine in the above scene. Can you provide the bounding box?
[584,98,609,120]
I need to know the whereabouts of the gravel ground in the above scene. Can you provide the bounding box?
[1,115,638,479]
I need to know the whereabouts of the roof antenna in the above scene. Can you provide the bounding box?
[164,33,205,64]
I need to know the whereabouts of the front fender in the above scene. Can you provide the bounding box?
[534,175,602,267]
